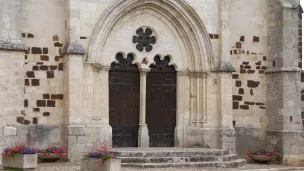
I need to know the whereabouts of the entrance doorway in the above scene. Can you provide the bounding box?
[109,53,140,147]
[146,56,177,147]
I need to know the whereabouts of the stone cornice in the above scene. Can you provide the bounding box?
[211,61,236,73]
[0,39,27,51]
[265,67,302,74]
[60,42,86,55]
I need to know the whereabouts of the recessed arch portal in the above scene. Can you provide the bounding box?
[88,0,214,72]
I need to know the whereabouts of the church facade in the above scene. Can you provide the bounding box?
[0,0,303,165]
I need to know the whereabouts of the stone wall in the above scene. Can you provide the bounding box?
[19,0,66,148]
[230,0,268,156]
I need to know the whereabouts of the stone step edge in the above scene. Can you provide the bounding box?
[118,154,238,162]
[121,159,246,168]
[112,151,229,157]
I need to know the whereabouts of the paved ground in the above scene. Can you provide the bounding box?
[2,162,304,171]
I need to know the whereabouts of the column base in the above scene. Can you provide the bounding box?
[174,127,184,147]
[138,124,149,147]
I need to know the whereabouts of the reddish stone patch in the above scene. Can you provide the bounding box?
[232,74,239,79]
[250,89,254,95]
[240,36,245,42]
[50,65,58,71]
[247,80,260,88]
[233,95,242,101]
[242,61,249,65]
[51,94,64,100]
[36,62,43,65]
[240,105,249,110]
[33,66,39,71]
[236,42,242,49]
[233,102,239,109]
[253,36,259,42]
[209,34,214,39]
[27,33,34,38]
[43,48,48,54]
[53,35,59,41]
[255,61,261,65]
[58,63,64,71]
[32,47,42,54]
[247,70,255,74]
[22,33,26,37]
[263,56,267,61]
[261,66,267,70]
[33,117,38,124]
[273,60,276,67]
[25,55,27,60]
[24,100,28,107]
[239,88,244,95]
[256,102,265,106]
[259,106,265,109]
[54,42,63,47]
[240,69,246,74]
[235,81,242,87]
[47,100,56,107]
[244,65,251,69]
[33,108,40,112]
[43,94,50,99]
[43,112,50,116]
[214,34,219,39]
[256,66,261,69]
[40,65,49,71]
[37,100,46,107]
[31,79,40,86]
[234,50,237,54]
[259,70,264,74]
[244,101,255,105]
[25,79,30,86]
[80,36,87,39]
[40,55,49,61]
[47,71,54,78]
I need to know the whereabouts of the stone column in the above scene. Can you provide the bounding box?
[266,0,303,165]
[213,0,236,153]
[92,64,112,145]
[61,42,86,161]
[138,69,149,147]
[175,71,188,147]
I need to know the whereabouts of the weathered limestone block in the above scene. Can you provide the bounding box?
[81,158,121,171]
[4,127,17,136]
[68,125,85,136]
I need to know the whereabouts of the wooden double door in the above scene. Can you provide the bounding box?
[109,54,176,147]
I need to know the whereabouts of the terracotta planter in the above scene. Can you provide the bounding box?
[250,155,275,163]
[81,158,121,171]
[2,154,37,169]
[38,153,61,162]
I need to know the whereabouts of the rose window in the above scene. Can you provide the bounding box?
[132,28,156,52]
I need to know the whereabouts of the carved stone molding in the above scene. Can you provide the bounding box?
[0,39,27,51]
[60,42,86,55]
[189,71,208,78]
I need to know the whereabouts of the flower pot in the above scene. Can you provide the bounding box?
[38,153,61,162]
[81,158,121,171]
[2,154,37,169]
[250,155,274,163]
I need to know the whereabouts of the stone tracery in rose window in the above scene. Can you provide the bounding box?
[132,27,156,52]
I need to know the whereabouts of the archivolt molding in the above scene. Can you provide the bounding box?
[87,0,214,72]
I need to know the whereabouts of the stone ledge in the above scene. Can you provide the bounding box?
[211,61,236,73]
[60,42,86,55]
[68,125,85,136]
[266,67,302,74]
[0,39,27,51]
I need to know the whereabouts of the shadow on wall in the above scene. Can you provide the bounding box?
[235,127,266,160]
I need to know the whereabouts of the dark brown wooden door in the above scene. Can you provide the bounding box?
[109,53,140,147]
[146,56,176,147]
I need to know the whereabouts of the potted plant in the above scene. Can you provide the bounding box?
[245,147,279,163]
[81,142,120,171]
[1,141,39,169]
[37,145,66,162]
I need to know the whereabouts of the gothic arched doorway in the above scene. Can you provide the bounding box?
[109,53,140,147]
[146,56,177,147]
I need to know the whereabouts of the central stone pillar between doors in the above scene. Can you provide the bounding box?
[138,69,150,147]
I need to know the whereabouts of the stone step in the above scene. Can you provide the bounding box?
[110,148,229,158]
[122,159,246,168]
[118,154,238,163]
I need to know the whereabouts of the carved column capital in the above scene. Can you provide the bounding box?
[139,68,150,76]
[92,63,110,73]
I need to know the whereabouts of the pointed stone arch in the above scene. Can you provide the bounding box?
[87,0,214,72]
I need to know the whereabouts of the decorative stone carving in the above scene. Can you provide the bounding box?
[68,125,85,136]
[133,27,156,52]
[211,61,236,72]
